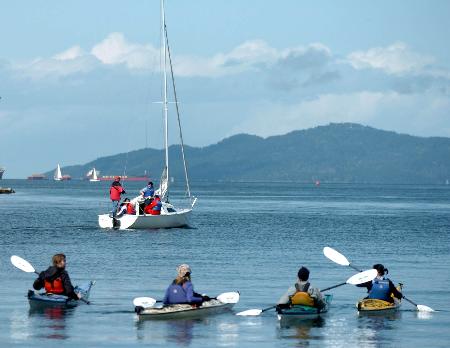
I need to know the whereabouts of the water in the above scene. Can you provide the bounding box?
[0,180,449,347]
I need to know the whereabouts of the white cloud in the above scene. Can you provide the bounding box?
[230,91,450,139]
[53,46,84,61]
[347,42,434,74]
[91,32,159,70]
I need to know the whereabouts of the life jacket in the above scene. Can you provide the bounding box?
[126,203,135,215]
[44,277,64,294]
[145,198,162,215]
[368,278,391,301]
[290,292,315,306]
[109,183,124,201]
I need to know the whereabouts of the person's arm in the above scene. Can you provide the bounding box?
[389,280,403,299]
[183,282,203,303]
[163,286,170,305]
[356,281,372,291]
[62,272,79,300]
[277,286,296,305]
[33,272,45,290]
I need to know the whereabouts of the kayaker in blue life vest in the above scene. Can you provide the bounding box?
[356,264,403,303]
[32,254,81,300]
[163,264,211,305]
[276,266,326,311]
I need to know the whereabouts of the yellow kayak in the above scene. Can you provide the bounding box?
[357,284,402,314]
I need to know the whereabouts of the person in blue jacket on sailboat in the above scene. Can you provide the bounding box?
[163,264,211,305]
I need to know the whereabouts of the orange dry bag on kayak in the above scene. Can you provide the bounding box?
[290,291,315,306]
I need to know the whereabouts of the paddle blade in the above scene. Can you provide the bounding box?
[417,304,434,312]
[11,255,36,273]
[346,269,378,285]
[133,297,156,309]
[323,247,350,266]
[236,309,262,316]
[217,292,240,304]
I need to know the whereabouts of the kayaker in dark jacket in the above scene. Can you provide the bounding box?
[357,264,403,303]
[33,254,81,301]
[163,264,210,305]
[276,266,326,311]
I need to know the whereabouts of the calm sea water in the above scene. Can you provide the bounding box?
[0,180,449,347]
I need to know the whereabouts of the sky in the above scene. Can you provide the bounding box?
[1,0,450,178]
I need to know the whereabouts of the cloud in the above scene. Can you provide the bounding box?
[91,32,159,70]
[229,91,450,139]
[347,42,434,74]
[53,46,85,61]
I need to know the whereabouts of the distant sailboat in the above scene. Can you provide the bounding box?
[54,164,63,181]
[89,168,100,182]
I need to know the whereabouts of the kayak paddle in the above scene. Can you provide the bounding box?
[133,291,240,310]
[10,255,90,304]
[323,246,435,312]
[236,269,377,317]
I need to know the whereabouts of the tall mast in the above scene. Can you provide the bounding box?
[161,0,169,195]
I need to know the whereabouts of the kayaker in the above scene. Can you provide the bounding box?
[356,264,403,303]
[110,176,126,217]
[276,266,326,310]
[163,264,211,305]
[32,254,81,300]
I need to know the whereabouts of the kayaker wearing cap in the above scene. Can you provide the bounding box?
[276,266,326,311]
[32,254,81,300]
[356,264,403,303]
[163,264,211,305]
[109,176,126,217]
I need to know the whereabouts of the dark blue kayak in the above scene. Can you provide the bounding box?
[27,281,95,308]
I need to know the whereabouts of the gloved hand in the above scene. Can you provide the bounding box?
[202,295,211,301]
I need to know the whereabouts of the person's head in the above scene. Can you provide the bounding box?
[52,254,66,269]
[373,264,388,276]
[123,198,130,203]
[297,266,310,281]
[148,181,153,187]
[155,194,160,200]
[175,264,191,284]
[115,176,121,181]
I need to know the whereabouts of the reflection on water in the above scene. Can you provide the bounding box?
[277,317,326,345]
[28,305,74,340]
[356,312,402,346]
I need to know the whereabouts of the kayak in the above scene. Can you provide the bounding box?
[357,284,402,314]
[136,298,238,320]
[28,281,95,308]
[357,298,401,314]
[277,294,333,321]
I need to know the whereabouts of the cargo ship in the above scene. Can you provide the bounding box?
[27,174,48,180]
[100,175,149,182]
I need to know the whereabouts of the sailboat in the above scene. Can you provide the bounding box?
[89,168,100,182]
[54,164,63,181]
[98,0,196,229]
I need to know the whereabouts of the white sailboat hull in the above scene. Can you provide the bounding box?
[98,208,192,230]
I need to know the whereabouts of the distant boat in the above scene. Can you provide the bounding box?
[27,174,47,180]
[54,164,71,181]
[88,168,100,182]
[0,167,4,179]
[54,164,63,181]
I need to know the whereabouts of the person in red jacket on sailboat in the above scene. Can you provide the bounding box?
[144,195,162,215]
[110,176,126,217]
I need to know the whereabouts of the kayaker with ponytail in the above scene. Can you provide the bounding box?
[276,266,326,311]
[163,264,211,305]
[32,254,81,300]
[356,264,403,303]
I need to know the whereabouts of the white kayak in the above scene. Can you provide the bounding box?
[135,292,239,320]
